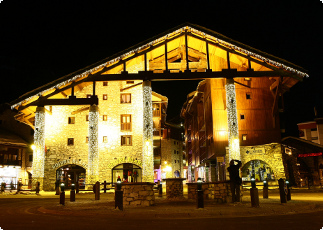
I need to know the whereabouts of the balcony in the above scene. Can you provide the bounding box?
[0,159,22,167]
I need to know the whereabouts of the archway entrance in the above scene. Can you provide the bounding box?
[56,164,86,189]
[241,160,275,182]
[112,163,141,184]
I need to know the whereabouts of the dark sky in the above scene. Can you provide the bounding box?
[0,0,322,136]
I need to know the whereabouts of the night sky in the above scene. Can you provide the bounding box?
[0,0,322,137]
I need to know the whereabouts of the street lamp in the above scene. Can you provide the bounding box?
[197,177,202,191]
[117,177,122,191]
[60,183,65,192]
[251,177,256,189]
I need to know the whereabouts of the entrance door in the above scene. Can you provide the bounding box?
[56,164,86,189]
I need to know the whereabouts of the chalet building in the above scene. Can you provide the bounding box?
[10,23,308,190]
[0,104,33,187]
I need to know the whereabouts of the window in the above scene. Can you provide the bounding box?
[103,136,107,143]
[174,150,176,154]
[121,93,131,103]
[246,93,251,100]
[240,114,245,120]
[242,134,247,141]
[86,115,89,121]
[68,138,74,146]
[103,81,108,86]
[86,137,89,143]
[103,115,107,121]
[126,80,134,84]
[121,114,132,131]
[103,94,108,100]
[68,117,75,124]
[121,135,132,146]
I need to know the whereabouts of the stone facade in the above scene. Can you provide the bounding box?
[41,80,152,190]
[161,138,183,178]
[225,143,285,184]
[121,182,155,206]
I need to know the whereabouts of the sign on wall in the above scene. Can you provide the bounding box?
[242,147,266,155]
[107,156,142,168]
[52,159,87,169]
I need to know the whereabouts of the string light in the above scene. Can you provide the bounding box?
[142,81,154,182]
[88,105,99,182]
[225,79,240,161]
[11,26,308,110]
[33,107,46,178]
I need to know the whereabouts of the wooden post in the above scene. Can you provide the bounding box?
[95,181,100,200]
[164,42,168,71]
[185,32,189,71]
[206,40,210,70]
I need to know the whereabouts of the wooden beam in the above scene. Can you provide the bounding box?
[71,106,90,115]
[28,96,99,107]
[120,82,143,92]
[234,81,251,88]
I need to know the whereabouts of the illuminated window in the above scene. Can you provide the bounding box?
[240,114,245,120]
[121,114,131,131]
[121,93,131,103]
[242,134,247,141]
[68,117,75,124]
[86,137,88,143]
[67,138,74,146]
[103,81,108,86]
[103,136,107,143]
[121,135,132,146]
[103,115,107,121]
[244,78,251,81]
[126,81,134,84]
[246,93,251,100]
[103,94,108,100]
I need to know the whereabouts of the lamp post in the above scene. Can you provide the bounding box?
[286,179,291,201]
[263,180,268,199]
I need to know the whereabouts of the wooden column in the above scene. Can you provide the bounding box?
[142,80,154,182]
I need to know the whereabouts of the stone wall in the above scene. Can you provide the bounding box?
[164,178,185,199]
[161,138,183,178]
[121,182,155,206]
[187,181,242,203]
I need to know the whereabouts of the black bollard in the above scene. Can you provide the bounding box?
[115,177,123,211]
[104,180,107,193]
[197,178,204,209]
[95,181,100,200]
[158,180,162,197]
[60,183,65,205]
[278,178,287,203]
[70,183,75,202]
[250,178,259,207]
[263,180,268,199]
[36,182,40,194]
[286,180,291,201]
[76,181,79,194]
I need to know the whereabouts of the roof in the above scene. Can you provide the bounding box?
[11,22,308,112]
[282,136,323,154]
[0,128,29,148]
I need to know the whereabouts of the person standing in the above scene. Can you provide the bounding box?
[227,159,242,202]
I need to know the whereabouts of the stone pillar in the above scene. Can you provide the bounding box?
[88,104,99,186]
[142,80,154,182]
[225,78,240,161]
[32,106,46,190]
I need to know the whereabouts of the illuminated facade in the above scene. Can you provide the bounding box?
[10,23,307,189]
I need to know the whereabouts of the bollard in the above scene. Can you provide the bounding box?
[60,183,65,205]
[115,177,123,210]
[70,183,75,202]
[158,181,163,197]
[55,180,60,195]
[286,180,291,201]
[263,180,268,199]
[104,180,107,193]
[95,181,100,200]
[250,178,259,207]
[36,182,40,194]
[197,177,204,209]
[76,181,79,194]
[278,178,287,203]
